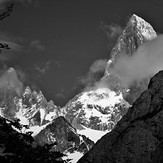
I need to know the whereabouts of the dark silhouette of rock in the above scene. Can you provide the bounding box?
[78,70,163,163]
[0,115,65,162]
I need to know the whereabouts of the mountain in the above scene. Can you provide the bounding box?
[64,88,129,132]
[0,68,93,162]
[63,14,157,143]
[0,68,23,119]
[0,14,159,162]
[0,68,63,135]
[14,86,62,127]
[78,70,163,163]
[105,14,157,72]
[104,14,157,103]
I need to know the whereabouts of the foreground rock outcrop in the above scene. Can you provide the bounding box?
[78,70,163,163]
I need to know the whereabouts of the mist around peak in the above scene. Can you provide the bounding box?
[110,35,163,89]
[86,34,163,98]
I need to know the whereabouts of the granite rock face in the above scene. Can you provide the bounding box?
[104,14,157,104]
[78,70,163,163]
[35,116,94,153]
[64,89,129,132]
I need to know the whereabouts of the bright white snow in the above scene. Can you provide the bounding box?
[79,87,124,108]
[21,122,50,137]
[62,151,83,163]
[77,125,108,143]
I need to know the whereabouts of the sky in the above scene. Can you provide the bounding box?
[0,0,163,106]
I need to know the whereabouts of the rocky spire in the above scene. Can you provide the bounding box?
[103,14,157,104]
[105,14,157,75]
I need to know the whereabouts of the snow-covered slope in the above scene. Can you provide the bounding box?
[77,125,108,143]
[14,86,61,126]
[64,88,129,132]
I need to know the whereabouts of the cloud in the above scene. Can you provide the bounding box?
[35,60,51,74]
[79,34,163,94]
[109,35,163,88]
[78,59,107,90]
[99,22,123,39]
[30,40,45,51]
[35,60,61,74]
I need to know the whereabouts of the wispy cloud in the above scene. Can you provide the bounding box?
[35,60,61,74]
[110,35,163,88]
[30,40,45,51]
[77,59,107,90]
[99,22,123,39]
[35,60,51,74]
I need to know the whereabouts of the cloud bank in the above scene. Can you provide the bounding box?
[110,35,163,88]
[82,34,163,94]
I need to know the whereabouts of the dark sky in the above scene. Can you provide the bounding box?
[0,0,163,106]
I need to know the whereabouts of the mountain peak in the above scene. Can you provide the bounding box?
[130,14,144,22]
[127,14,157,40]
[104,14,157,75]
[7,67,15,73]
[114,14,157,56]
[103,15,158,104]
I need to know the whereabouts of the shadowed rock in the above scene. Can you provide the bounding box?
[35,116,94,153]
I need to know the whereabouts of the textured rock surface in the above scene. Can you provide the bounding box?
[14,86,61,126]
[104,14,157,104]
[78,70,163,163]
[0,68,62,127]
[64,89,129,132]
[35,116,94,153]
